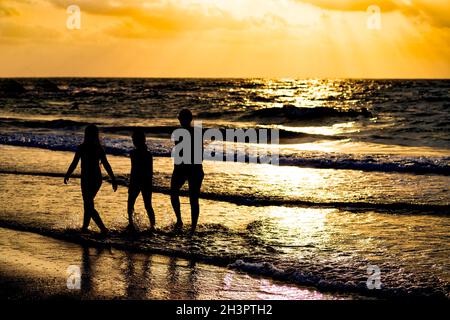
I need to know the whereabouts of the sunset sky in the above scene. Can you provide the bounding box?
[0,0,449,78]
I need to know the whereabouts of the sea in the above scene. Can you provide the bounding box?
[0,78,449,298]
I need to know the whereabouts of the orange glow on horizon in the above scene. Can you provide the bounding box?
[0,0,449,78]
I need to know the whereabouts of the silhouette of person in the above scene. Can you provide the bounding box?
[127,129,155,232]
[64,124,117,235]
[171,109,204,234]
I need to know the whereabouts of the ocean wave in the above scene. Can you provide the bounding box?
[33,79,61,92]
[228,260,448,299]
[0,117,345,143]
[196,110,241,119]
[0,117,90,129]
[1,170,449,213]
[242,105,372,121]
[278,154,450,176]
[0,131,448,176]
[0,79,27,96]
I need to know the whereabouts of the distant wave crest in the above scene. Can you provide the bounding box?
[242,105,372,121]
[0,131,448,176]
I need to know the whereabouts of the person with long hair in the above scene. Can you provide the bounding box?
[64,124,117,234]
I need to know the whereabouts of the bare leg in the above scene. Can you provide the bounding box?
[170,190,182,228]
[81,206,91,232]
[188,169,204,234]
[127,189,139,231]
[82,182,107,233]
[82,195,107,233]
[170,169,186,229]
[142,191,155,230]
[82,190,93,231]
[189,194,200,234]
[90,207,107,233]
[81,184,92,231]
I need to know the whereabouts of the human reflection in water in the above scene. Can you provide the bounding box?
[166,256,199,299]
[64,124,117,235]
[123,252,153,299]
[186,260,199,299]
[80,246,108,297]
[81,246,93,296]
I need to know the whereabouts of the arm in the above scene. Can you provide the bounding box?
[100,149,117,192]
[64,149,81,184]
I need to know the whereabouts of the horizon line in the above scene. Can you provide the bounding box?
[1,76,449,80]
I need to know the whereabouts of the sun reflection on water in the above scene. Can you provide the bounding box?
[274,121,360,136]
[266,207,332,241]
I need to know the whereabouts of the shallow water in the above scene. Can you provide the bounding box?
[0,146,448,298]
[1,228,346,300]
[1,145,448,209]
[1,79,450,176]
[0,78,449,299]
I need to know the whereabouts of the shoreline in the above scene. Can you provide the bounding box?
[0,145,448,300]
[0,227,347,300]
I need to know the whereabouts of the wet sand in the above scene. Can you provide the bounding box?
[0,228,346,300]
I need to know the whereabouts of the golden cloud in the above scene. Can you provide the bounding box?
[297,0,450,28]
[46,0,258,34]
[0,21,61,40]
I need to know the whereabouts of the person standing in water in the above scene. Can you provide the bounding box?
[127,129,155,233]
[64,124,117,235]
[171,109,204,234]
